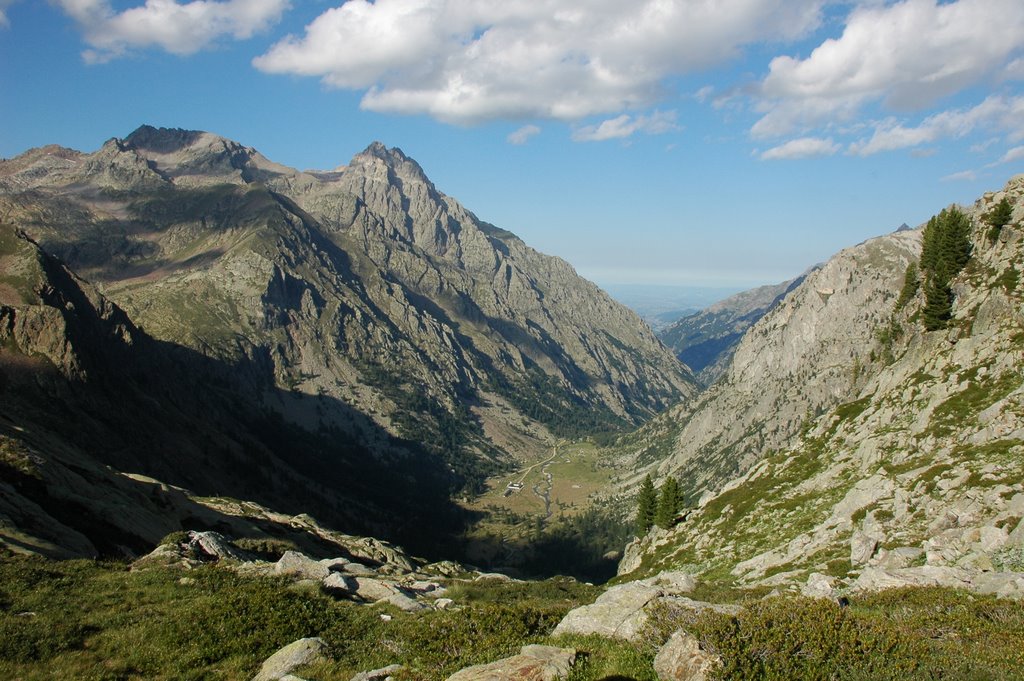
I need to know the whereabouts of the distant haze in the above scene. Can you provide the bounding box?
[602,284,748,330]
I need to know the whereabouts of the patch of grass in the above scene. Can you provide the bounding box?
[928,372,1021,438]
[996,266,1020,293]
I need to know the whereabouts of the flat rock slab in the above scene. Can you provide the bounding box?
[350,664,403,681]
[252,637,328,681]
[447,645,575,681]
[853,566,1024,599]
[275,551,331,581]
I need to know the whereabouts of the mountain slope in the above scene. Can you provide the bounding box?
[0,227,466,557]
[0,126,696,484]
[620,176,1024,594]
[618,228,919,495]
[659,275,807,385]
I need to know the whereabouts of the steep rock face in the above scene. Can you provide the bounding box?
[660,275,807,385]
[621,177,1024,595]
[0,228,464,557]
[0,126,696,481]
[621,228,918,493]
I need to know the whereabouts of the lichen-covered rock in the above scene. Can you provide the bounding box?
[653,630,721,681]
[251,637,328,681]
[446,645,575,681]
[350,664,404,681]
[801,572,838,600]
[552,571,709,642]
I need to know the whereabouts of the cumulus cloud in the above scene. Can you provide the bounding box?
[254,0,824,124]
[572,111,679,142]
[507,125,541,145]
[753,0,1024,139]
[759,137,839,160]
[54,0,290,62]
[942,170,977,182]
[995,146,1024,165]
[0,0,17,27]
[847,95,1024,156]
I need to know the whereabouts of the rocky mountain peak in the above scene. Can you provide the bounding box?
[347,141,435,189]
[123,125,211,155]
[113,124,290,187]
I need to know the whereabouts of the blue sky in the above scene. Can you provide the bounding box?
[2,1,1023,289]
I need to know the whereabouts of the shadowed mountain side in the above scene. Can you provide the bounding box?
[0,127,697,470]
[0,229,470,558]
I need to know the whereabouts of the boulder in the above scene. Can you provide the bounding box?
[133,530,252,569]
[251,637,328,681]
[653,630,721,681]
[552,571,705,642]
[350,664,404,681]
[348,577,407,602]
[422,560,466,577]
[871,546,923,570]
[340,562,378,576]
[850,530,879,567]
[385,592,427,612]
[275,551,330,581]
[852,565,1024,599]
[552,581,661,641]
[323,572,357,595]
[447,645,575,681]
[801,572,837,600]
[852,566,973,593]
[971,571,1024,599]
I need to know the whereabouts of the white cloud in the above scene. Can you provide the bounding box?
[942,170,977,182]
[0,0,17,27]
[507,124,541,145]
[254,0,825,124]
[847,95,1024,156]
[753,0,1024,139]
[996,146,1024,165]
[54,0,290,62]
[572,111,679,142]
[759,136,839,160]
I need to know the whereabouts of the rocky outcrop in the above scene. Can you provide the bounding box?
[660,275,806,385]
[552,571,737,642]
[446,645,575,681]
[252,637,329,681]
[618,176,1024,602]
[622,227,918,497]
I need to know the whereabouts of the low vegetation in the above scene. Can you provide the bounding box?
[4,553,1022,680]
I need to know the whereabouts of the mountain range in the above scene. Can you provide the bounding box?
[0,126,695,558]
[2,125,1024,679]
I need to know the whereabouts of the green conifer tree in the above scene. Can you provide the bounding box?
[895,262,919,309]
[655,477,681,529]
[986,197,1013,241]
[917,207,973,331]
[635,474,657,535]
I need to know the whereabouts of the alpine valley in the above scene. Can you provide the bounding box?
[1,127,1023,680]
